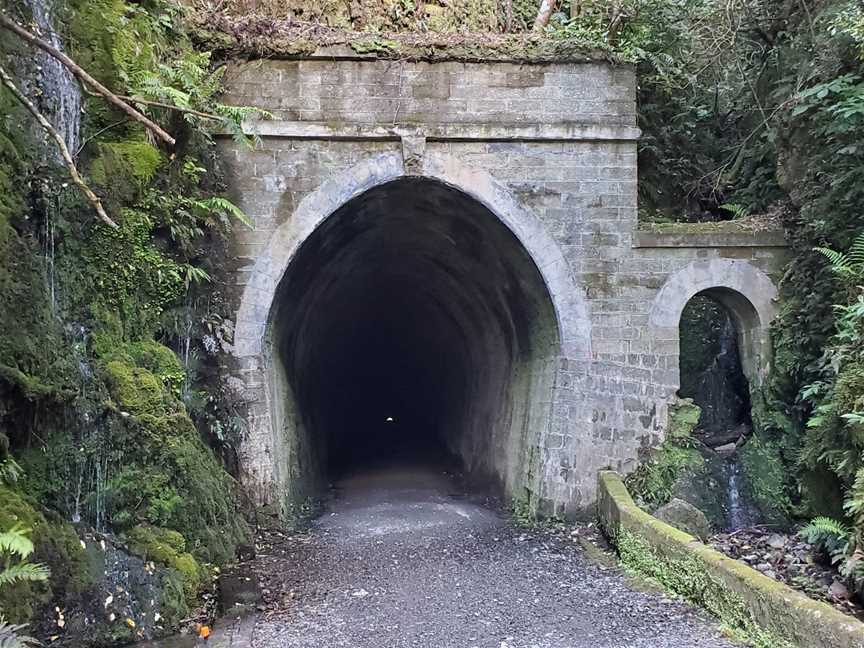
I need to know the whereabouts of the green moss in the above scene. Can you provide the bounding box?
[739,434,793,525]
[125,524,202,604]
[625,402,704,509]
[103,340,185,396]
[667,399,702,440]
[637,218,779,234]
[0,486,93,624]
[89,140,164,199]
[105,359,172,416]
[0,208,72,388]
[0,365,71,401]
[617,530,792,648]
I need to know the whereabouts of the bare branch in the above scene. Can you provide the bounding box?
[0,64,118,228]
[0,13,176,148]
[533,0,557,31]
[118,95,223,121]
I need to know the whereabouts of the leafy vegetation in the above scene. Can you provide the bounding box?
[625,400,703,509]
[0,0,254,638]
[3,0,864,637]
[618,529,792,648]
[0,525,48,648]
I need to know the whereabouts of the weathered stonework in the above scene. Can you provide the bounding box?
[216,54,789,518]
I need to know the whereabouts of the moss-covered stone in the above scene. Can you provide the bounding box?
[598,471,863,648]
[739,434,793,526]
[104,359,173,416]
[89,140,164,201]
[107,340,186,396]
[625,400,704,509]
[667,398,702,440]
[125,524,202,604]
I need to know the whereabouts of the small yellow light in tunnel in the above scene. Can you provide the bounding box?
[385,416,395,423]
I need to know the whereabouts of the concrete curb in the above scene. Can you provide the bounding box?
[209,612,257,648]
[597,470,864,648]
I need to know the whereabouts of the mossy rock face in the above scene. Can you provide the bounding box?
[125,525,203,605]
[103,343,185,416]
[625,399,704,510]
[89,139,163,203]
[0,486,93,624]
[105,359,171,416]
[667,399,702,440]
[100,346,249,560]
[739,435,794,526]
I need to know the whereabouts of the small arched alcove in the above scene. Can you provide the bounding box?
[264,176,562,502]
[649,258,779,445]
[649,258,778,389]
[678,289,755,444]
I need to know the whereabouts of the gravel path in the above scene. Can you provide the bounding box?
[250,466,737,648]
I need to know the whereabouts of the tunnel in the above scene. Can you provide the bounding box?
[266,177,560,499]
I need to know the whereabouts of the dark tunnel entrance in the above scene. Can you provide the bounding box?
[267,178,560,499]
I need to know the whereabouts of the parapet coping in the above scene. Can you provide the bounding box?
[634,226,788,248]
[596,471,864,648]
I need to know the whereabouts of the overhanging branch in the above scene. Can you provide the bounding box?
[0,13,176,148]
[0,64,118,228]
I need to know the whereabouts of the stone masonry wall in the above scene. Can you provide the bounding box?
[217,54,789,517]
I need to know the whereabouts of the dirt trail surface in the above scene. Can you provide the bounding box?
[249,466,737,648]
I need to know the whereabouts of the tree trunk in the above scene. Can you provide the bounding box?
[533,0,557,31]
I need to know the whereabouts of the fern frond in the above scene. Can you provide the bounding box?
[0,618,40,648]
[800,516,852,564]
[0,526,34,559]
[815,247,854,275]
[803,516,851,537]
[198,197,254,230]
[0,562,50,587]
[848,232,864,265]
[720,203,749,219]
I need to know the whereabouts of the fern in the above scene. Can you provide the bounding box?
[815,232,864,280]
[800,516,852,565]
[719,203,750,219]
[0,563,50,588]
[0,525,49,593]
[197,197,254,230]
[0,619,39,648]
[0,525,34,560]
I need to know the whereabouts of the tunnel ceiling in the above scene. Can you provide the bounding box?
[268,178,560,488]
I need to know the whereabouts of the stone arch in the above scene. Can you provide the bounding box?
[229,151,591,509]
[649,258,778,383]
[232,151,591,362]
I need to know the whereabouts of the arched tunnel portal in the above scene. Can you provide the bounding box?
[266,177,562,502]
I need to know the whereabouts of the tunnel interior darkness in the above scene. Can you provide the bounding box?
[266,178,560,497]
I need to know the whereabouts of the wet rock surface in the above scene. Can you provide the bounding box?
[248,466,735,648]
[654,498,712,540]
[710,527,864,620]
